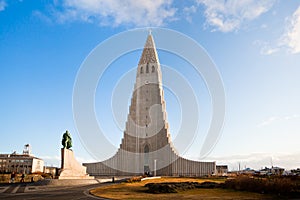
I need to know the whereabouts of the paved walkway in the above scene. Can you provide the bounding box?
[0,182,109,199]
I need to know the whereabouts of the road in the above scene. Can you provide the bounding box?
[0,182,109,199]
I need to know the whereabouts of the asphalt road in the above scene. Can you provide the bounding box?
[0,182,109,200]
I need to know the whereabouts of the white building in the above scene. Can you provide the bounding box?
[216,165,228,176]
[0,145,44,174]
[84,33,216,176]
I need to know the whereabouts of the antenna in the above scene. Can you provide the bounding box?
[23,144,31,155]
[271,157,273,168]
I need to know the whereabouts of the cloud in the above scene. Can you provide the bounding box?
[257,114,300,127]
[40,155,60,167]
[51,0,176,27]
[257,116,279,127]
[260,46,279,55]
[197,0,275,32]
[254,40,279,55]
[279,6,300,54]
[202,152,300,170]
[33,10,53,24]
[183,5,197,23]
[76,156,97,164]
[255,42,280,56]
[37,0,277,31]
[256,6,300,55]
[0,0,7,11]
[40,154,96,167]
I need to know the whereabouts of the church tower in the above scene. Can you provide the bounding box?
[119,33,176,174]
[84,33,216,176]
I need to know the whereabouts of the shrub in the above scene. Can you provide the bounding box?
[126,176,142,183]
[197,181,220,189]
[145,181,221,194]
[145,183,177,193]
[224,176,300,196]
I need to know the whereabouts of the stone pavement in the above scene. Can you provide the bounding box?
[0,182,75,194]
[0,177,129,199]
[0,181,110,199]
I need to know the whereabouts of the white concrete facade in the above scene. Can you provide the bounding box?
[84,34,216,176]
[0,153,44,174]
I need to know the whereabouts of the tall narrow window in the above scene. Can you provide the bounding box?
[144,144,150,173]
[146,63,149,73]
[152,65,155,72]
[140,67,143,74]
[144,144,149,153]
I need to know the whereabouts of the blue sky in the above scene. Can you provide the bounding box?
[1,0,300,170]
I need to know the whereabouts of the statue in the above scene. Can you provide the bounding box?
[62,130,72,149]
[58,130,94,180]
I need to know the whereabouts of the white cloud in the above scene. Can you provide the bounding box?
[257,116,279,127]
[76,156,97,164]
[260,46,279,55]
[205,152,300,170]
[40,154,96,167]
[257,114,300,127]
[40,155,60,167]
[52,0,176,27]
[33,10,53,24]
[256,6,300,55]
[0,0,7,11]
[254,40,279,55]
[39,0,278,31]
[197,0,275,32]
[280,6,300,54]
[183,5,197,23]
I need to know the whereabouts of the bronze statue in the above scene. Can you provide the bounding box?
[62,130,72,149]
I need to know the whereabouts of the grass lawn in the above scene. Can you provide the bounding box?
[90,177,274,199]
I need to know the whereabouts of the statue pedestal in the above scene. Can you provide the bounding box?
[58,148,94,180]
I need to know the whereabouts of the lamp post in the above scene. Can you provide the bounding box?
[154,159,157,177]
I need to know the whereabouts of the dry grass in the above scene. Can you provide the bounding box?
[90,177,274,199]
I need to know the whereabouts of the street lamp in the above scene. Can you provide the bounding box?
[154,159,157,177]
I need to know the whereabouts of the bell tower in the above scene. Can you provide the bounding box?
[84,33,216,176]
[119,33,172,173]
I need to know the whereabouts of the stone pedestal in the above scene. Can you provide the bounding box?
[58,148,94,180]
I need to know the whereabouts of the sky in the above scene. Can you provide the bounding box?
[0,0,300,171]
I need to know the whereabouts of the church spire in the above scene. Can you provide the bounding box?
[138,33,159,65]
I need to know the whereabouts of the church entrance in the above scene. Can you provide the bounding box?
[144,144,150,175]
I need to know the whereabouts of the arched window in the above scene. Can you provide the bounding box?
[146,63,149,73]
[140,67,143,74]
[152,66,155,72]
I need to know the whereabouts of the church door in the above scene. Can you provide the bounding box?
[144,144,150,175]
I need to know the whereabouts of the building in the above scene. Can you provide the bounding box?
[216,165,228,176]
[271,166,285,175]
[241,167,255,175]
[84,33,216,176]
[43,166,59,177]
[290,168,300,176]
[0,145,44,174]
[258,166,285,176]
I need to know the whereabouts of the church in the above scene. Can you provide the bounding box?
[83,33,216,176]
